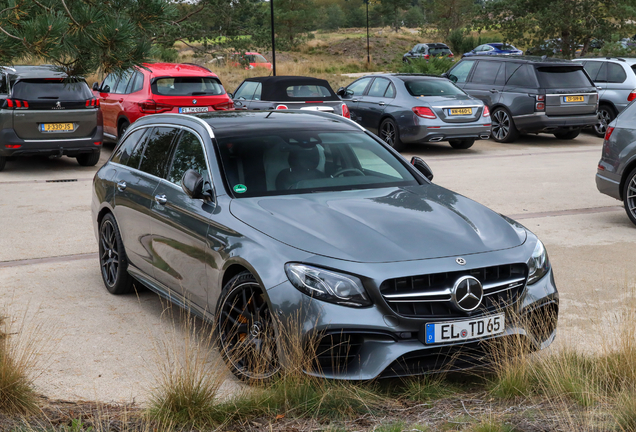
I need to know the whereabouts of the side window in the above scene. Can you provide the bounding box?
[233,81,259,100]
[101,74,118,93]
[506,64,533,87]
[253,83,263,100]
[346,77,372,95]
[124,129,150,169]
[607,63,627,83]
[595,63,608,82]
[505,63,522,83]
[0,74,7,94]
[367,78,391,97]
[167,131,210,186]
[127,72,144,93]
[583,62,603,81]
[113,70,133,94]
[470,61,502,85]
[139,127,180,178]
[384,83,396,98]
[112,128,148,166]
[449,60,475,83]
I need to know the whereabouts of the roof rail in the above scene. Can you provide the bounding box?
[181,63,213,72]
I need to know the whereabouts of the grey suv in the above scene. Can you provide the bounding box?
[0,66,103,172]
[445,56,598,143]
[573,58,636,137]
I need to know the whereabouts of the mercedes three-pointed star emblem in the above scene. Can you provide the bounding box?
[451,275,484,312]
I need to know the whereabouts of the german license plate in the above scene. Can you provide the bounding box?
[423,313,505,344]
[41,123,74,132]
[449,108,473,115]
[179,107,209,114]
[564,96,584,103]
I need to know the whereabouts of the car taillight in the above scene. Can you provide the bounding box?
[536,102,545,110]
[535,94,545,111]
[483,106,490,117]
[604,126,615,141]
[5,144,21,149]
[138,99,172,114]
[424,54,430,60]
[628,90,636,102]
[342,103,350,118]
[4,99,28,109]
[85,98,100,108]
[212,101,234,111]
[536,95,545,101]
[276,104,288,110]
[412,106,436,119]
[448,53,454,57]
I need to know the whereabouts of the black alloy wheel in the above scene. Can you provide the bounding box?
[216,271,280,382]
[379,118,405,152]
[624,168,636,226]
[594,105,616,138]
[491,108,519,143]
[77,150,101,167]
[99,213,134,294]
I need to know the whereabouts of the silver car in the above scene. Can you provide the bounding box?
[574,58,636,137]
[338,74,491,151]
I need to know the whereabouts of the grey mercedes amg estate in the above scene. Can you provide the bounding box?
[0,66,103,172]
[91,111,558,381]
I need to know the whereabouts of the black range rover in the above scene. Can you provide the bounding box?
[445,56,598,143]
[0,66,103,172]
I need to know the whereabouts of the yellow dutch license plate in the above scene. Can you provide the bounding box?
[564,96,584,103]
[449,108,473,115]
[41,123,74,132]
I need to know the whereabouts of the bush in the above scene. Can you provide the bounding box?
[398,57,454,75]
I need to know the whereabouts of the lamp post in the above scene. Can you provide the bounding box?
[365,0,369,64]
[270,0,276,76]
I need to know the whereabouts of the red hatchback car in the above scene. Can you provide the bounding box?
[92,63,234,141]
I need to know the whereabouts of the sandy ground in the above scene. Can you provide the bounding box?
[0,131,634,404]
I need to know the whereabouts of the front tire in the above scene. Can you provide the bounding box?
[491,108,519,143]
[99,213,135,294]
[594,105,616,138]
[449,139,475,149]
[77,150,101,167]
[624,168,636,226]
[216,271,280,382]
[554,129,580,140]
[379,118,405,152]
[0,156,6,172]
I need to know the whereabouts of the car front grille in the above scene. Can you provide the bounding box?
[380,264,527,318]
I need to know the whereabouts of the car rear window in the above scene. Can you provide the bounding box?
[403,79,464,97]
[12,79,92,101]
[151,77,225,96]
[429,47,451,56]
[246,54,268,63]
[536,67,593,88]
[285,85,333,98]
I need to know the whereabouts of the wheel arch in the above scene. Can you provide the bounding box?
[599,100,618,115]
[97,204,114,226]
[620,157,636,200]
[117,115,131,135]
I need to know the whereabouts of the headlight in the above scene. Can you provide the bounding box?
[284,263,371,308]
[527,240,550,284]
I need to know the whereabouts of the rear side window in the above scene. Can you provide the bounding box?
[536,67,592,88]
[114,71,133,94]
[367,78,391,97]
[506,65,534,87]
[11,79,92,101]
[583,61,603,81]
[127,72,144,93]
[151,77,224,96]
[471,61,502,85]
[607,63,627,83]
[168,131,210,185]
[404,79,464,96]
[285,85,332,98]
[139,127,180,177]
[112,128,148,166]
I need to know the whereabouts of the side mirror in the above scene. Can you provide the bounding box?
[227,92,233,99]
[441,72,449,78]
[181,169,212,201]
[92,82,99,91]
[345,89,354,97]
[410,156,434,181]
[337,87,346,96]
[101,85,110,93]
[448,74,458,83]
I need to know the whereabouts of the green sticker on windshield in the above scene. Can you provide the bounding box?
[233,184,247,194]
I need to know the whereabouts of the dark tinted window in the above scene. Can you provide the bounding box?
[114,71,133,94]
[124,129,150,169]
[111,128,148,166]
[583,61,603,81]
[127,72,144,93]
[152,77,224,96]
[139,127,180,177]
[101,74,117,93]
[471,61,502,84]
[0,74,6,94]
[505,63,522,83]
[404,79,464,96]
[536,66,592,88]
[285,85,332,98]
[507,65,534,87]
[384,83,396,98]
[347,77,372,95]
[449,60,475,83]
[607,63,627,83]
[168,131,210,185]
[367,78,390,97]
[11,79,92,100]
[595,63,607,82]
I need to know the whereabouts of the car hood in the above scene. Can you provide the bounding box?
[229,185,526,263]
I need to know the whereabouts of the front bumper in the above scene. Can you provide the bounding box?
[513,112,598,133]
[399,123,492,144]
[0,127,103,157]
[267,263,558,380]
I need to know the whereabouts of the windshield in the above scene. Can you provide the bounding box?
[151,77,225,96]
[12,79,91,100]
[215,130,419,197]
[246,54,268,63]
[404,79,464,97]
[536,67,592,88]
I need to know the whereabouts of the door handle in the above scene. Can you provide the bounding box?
[116,181,126,192]
[489,89,499,93]
[154,194,167,205]
[378,102,386,106]
[118,98,124,103]
[352,99,359,103]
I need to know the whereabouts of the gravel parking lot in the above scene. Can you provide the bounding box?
[1,132,634,403]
